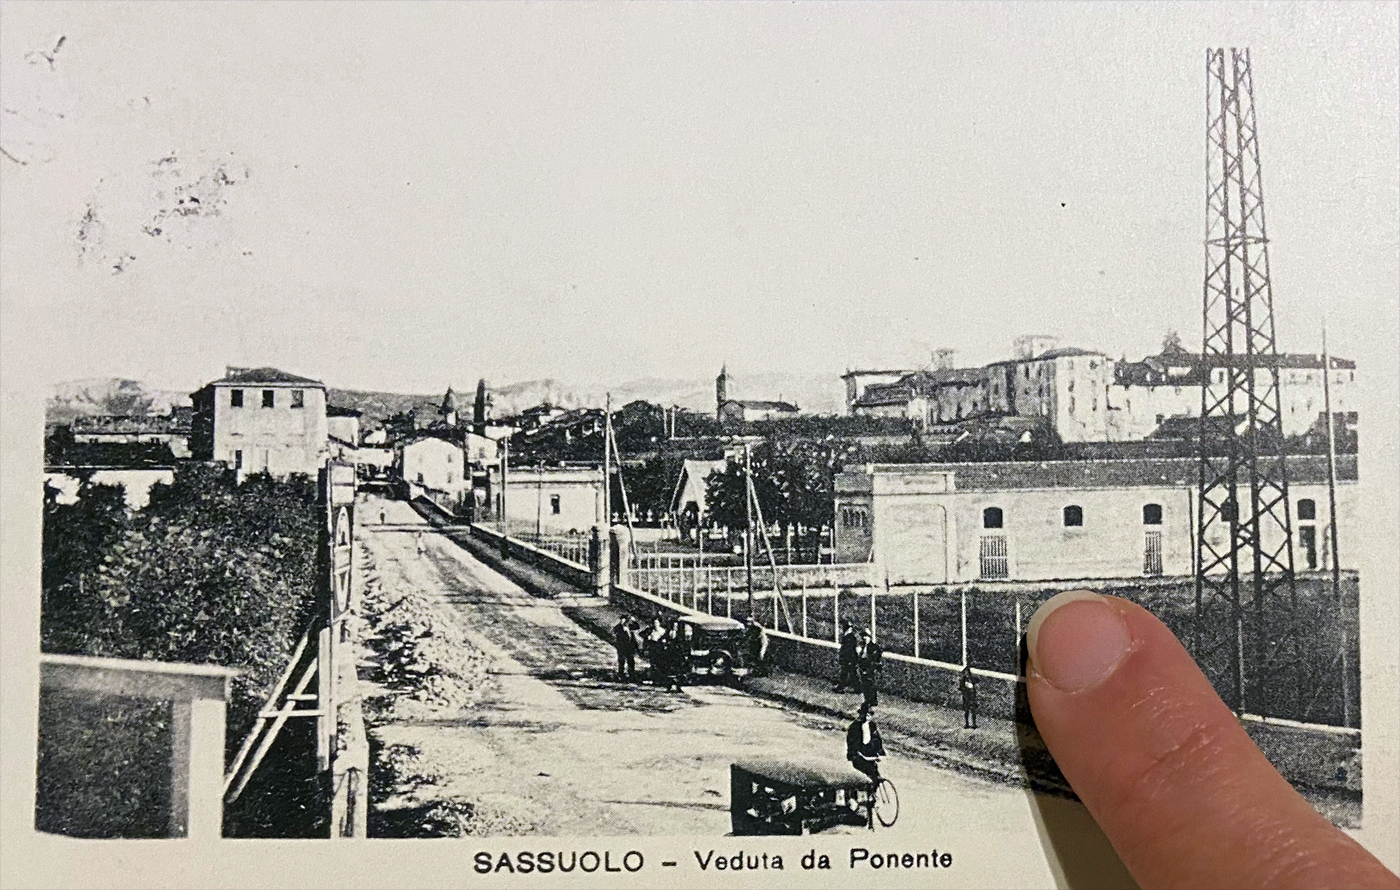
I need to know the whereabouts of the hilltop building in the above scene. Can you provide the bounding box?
[849,337,1354,443]
[189,367,329,479]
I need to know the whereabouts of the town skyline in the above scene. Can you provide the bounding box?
[3,3,1396,399]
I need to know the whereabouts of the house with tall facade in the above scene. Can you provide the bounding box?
[189,367,329,479]
[400,433,467,505]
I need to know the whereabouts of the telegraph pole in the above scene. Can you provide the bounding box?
[499,437,509,532]
[743,441,755,615]
[602,393,612,527]
[1322,318,1348,726]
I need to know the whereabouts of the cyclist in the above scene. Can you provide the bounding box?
[845,702,886,783]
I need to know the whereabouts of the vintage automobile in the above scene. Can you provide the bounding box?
[678,614,752,683]
[730,759,877,835]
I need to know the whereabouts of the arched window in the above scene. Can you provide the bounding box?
[1143,503,1163,525]
[982,507,1003,529]
[1063,505,1083,527]
[1297,498,1316,521]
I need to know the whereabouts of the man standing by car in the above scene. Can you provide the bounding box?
[846,702,886,783]
[613,615,638,683]
[834,624,860,692]
[742,618,768,677]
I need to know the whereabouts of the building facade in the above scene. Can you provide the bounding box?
[834,456,1357,585]
[326,405,362,447]
[499,466,605,534]
[400,434,467,498]
[189,367,329,479]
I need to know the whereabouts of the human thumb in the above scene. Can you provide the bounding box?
[1025,590,1398,890]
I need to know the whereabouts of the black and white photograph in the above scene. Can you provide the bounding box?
[2,2,1397,888]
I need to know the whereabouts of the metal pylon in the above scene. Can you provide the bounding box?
[1195,48,1296,716]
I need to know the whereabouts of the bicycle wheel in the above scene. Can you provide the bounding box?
[874,779,899,828]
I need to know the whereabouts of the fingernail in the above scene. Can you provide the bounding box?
[1026,590,1133,693]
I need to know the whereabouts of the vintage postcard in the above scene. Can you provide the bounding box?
[2,2,1397,888]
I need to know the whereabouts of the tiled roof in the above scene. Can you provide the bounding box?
[864,454,1356,490]
[213,367,325,386]
[841,369,916,379]
[326,405,362,417]
[729,400,799,412]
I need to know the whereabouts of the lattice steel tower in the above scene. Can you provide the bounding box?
[1195,48,1296,716]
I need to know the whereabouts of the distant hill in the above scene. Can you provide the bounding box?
[482,372,845,417]
[325,388,442,428]
[46,378,190,426]
[47,370,848,430]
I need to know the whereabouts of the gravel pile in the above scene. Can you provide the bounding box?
[358,548,490,714]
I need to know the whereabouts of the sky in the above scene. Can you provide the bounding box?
[1,1,1397,395]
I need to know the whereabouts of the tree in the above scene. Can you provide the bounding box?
[42,463,321,744]
[1162,329,1187,355]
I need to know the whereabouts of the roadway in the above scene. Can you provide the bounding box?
[358,494,1052,841]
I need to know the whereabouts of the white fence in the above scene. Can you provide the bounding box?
[627,558,877,600]
[508,530,591,568]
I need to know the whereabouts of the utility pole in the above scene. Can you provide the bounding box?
[1322,318,1348,726]
[602,393,612,528]
[499,437,509,532]
[535,461,543,539]
[1195,48,1296,716]
[743,441,754,616]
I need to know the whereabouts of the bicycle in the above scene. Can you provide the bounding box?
[868,777,899,829]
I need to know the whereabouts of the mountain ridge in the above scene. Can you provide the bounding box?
[46,370,848,426]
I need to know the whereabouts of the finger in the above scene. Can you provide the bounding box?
[1025,590,1398,890]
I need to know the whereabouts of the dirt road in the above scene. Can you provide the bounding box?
[360,495,1037,838]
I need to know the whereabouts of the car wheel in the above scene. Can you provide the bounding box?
[709,651,732,679]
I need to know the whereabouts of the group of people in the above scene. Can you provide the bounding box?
[833,625,884,707]
[612,614,689,692]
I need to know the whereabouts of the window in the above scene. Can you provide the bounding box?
[982,507,1003,529]
[230,389,244,408]
[291,389,305,409]
[446,472,453,484]
[1143,503,1163,525]
[234,449,243,469]
[550,495,561,515]
[262,389,275,408]
[1063,505,1083,527]
[842,506,869,530]
[1297,498,1316,521]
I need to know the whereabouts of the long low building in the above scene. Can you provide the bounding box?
[834,456,1357,584]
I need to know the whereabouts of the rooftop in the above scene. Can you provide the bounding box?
[727,399,799,412]
[842,454,1356,490]
[205,366,325,387]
